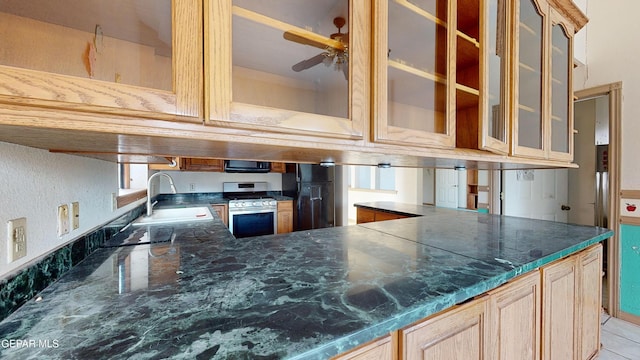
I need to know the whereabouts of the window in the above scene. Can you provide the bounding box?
[350,165,396,191]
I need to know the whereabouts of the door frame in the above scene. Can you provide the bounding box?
[575,82,622,318]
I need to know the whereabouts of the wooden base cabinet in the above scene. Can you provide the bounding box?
[277,200,294,234]
[356,207,410,224]
[541,244,602,360]
[488,271,541,360]
[332,335,394,360]
[401,298,490,360]
[211,204,228,227]
[329,245,602,360]
[578,245,603,360]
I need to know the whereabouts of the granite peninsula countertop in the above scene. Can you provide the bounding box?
[0,201,613,359]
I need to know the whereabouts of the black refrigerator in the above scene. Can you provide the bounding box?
[282,164,335,231]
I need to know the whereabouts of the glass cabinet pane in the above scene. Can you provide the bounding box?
[487,0,506,142]
[232,0,349,119]
[517,0,544,150]
[551,24,570,153]
[0,0,173,91]
[387,0,448,134]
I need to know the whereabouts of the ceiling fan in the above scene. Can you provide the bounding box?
[283,16,349,80]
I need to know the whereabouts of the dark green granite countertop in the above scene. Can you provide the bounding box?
[0,201,613,359]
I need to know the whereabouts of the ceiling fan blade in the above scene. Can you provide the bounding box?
[284,30,346,51]
[292,53,326,72]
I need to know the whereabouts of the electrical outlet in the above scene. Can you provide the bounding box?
[7,217,27,262]
[72,202,80,230]
[189,183,196,191]
[57,204,70,237]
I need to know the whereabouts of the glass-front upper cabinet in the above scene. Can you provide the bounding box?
[478,0,510,154]
[0,0,202,118]
[549,9,573,161]
[207,0,369,140]
[512,0,547,159]
[373,0,455,148]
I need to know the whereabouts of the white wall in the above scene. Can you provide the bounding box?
[573,0,588,65]
[573,0,639,189]
[347,167,421,223]
[0,141,145,278]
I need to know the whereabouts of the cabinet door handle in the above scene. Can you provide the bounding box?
[561,205,571,211]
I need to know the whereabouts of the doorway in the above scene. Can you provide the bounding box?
[573,83,622,316]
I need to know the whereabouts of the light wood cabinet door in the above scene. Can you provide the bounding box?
[512,0,548,159]
[206,0,369,141]
[373,0,456,148]
[478,0,510,154]
[149,157,183,171]
[577,244,602,360]
[182,158,224,172]
[356,208,376,224]
[548,8,574,162]
[332,335,393,360]
[0,0,203,119]
[541,253,577,360]
[211,204,228,227]
[402,297,489,360]
[511,0,578,162]
[270,162,286,173]
[488,271,541,360]
[277,200,293,234]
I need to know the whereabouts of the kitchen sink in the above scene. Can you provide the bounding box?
[132,206,213,226]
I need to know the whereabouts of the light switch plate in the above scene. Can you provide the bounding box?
[72,202,79,230]
[7,217,27,262]
[57,204,70,237]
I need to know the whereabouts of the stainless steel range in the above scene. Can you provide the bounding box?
[223,182,277,238]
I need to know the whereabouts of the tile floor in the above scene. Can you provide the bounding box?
[597,313,640,359]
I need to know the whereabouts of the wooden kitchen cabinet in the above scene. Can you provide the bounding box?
[149,157,183,171]
[356,207,410,224]
[541,243,603,360]
[511,0,581,161]
[270,162,286,173]
[328,245,601,360]
[541,252,578,360]
[211,204,229,227]
[477,0,511,154]
[373,0,456,148]
[0,0,203,119]
[277,200,294,234]
[205,0,370,141]
[487,271,541,360]
[182,158,224,172]
[577,244,603,360]
[401,296,490,359]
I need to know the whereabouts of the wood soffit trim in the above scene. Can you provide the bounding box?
[548,0,589,31]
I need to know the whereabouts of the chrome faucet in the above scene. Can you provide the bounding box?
[146,172,177,216]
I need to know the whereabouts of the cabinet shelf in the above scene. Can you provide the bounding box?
[393,0,447,27]
[519,61,540,74]
[232,6,345,52]
[518,104,538,114]
[520,22,538,36]
[388,59,447,85]
[457,31,479,48]
[456,86,479,109]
